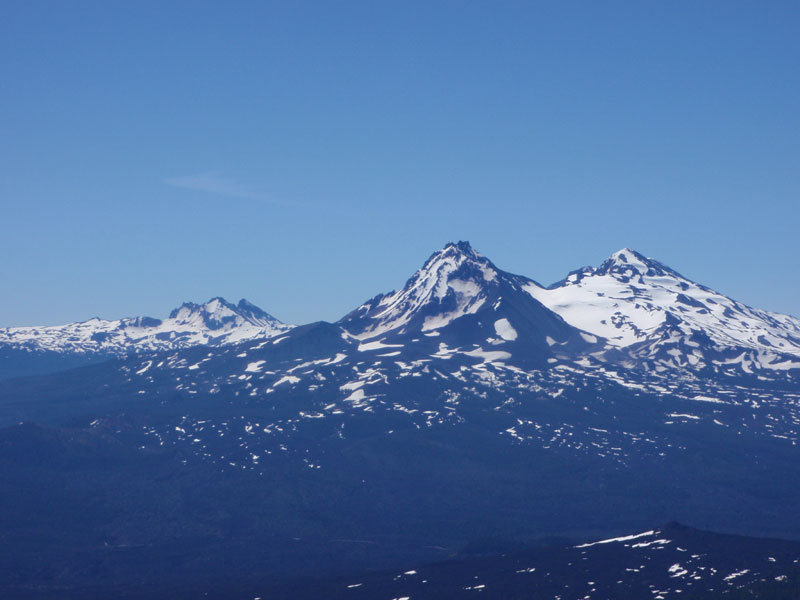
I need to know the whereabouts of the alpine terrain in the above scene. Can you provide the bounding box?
[0,297,291,380]
[1,242,799,599]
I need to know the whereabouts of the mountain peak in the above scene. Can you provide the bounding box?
[339,242,593,359]
[168,297,282,329]
[441,240,477,255]
[339,242,506,339]
[422,240,484,269]
[170,297,229,319]
[422,239,489,267]
[236,298,281,323]
[414,242,498,299]
[597,248,678,279]
[610,247,647,263]
[605,248,653,269]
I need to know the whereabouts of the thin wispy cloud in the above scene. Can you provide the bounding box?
[164,172,290,205]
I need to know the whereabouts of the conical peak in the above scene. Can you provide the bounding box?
[425,240,482,265]
[444,240,476,255]
[416,241,498,293]
[607,248,651,268]
[597,248,677,278]
[339,242,504,338]
[613,247,644,260]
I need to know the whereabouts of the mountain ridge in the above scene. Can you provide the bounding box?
[2,242,800,597]
[2,243,800,381]
[0,297,292,380]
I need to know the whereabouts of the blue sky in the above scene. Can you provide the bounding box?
[2,1,799,326]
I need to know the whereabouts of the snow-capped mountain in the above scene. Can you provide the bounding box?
[3,242,800,596]
[527,248,800,376]
[339,241,596,366]
[338,242,800,379]
[341,241,506,338]
[19,241,793,471]
[4,243,799,382]
[0,297,291,379]
[72,242,797,488]
[0,297,289,355]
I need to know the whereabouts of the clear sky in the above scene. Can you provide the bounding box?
[2,1,799,327]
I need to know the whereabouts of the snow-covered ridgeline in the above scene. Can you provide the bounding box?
[526,248,800,370]
[0,297,292,355]
[3,243,800,377]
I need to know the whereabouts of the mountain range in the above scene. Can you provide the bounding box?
[4,242,799,381]
[2,242,800,598]
[0,297,290,380]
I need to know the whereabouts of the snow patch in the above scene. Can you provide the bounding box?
[494,318,518,341]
